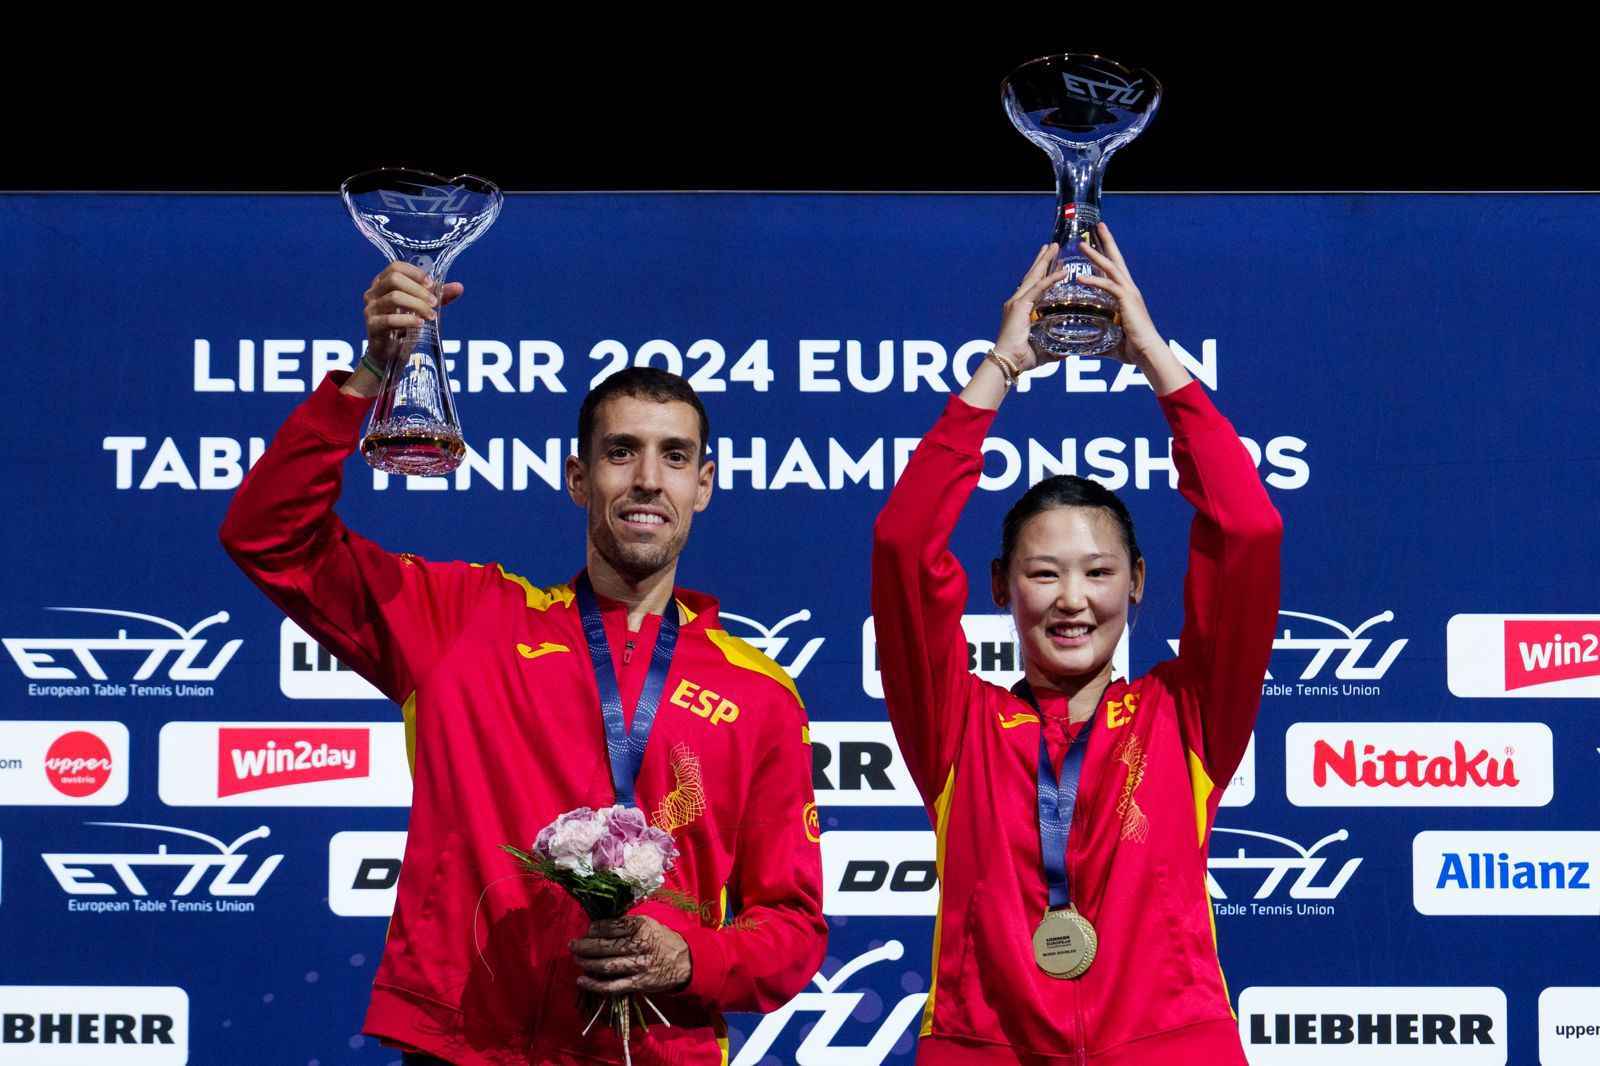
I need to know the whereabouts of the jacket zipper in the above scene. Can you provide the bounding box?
[623,638,635,665]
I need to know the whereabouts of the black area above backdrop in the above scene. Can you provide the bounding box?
[10,41,1592,192]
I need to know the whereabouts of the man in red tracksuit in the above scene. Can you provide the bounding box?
[220,262,826,1065]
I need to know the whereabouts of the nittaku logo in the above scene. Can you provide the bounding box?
[809,722,920,807]
[217,727,369,798]
[732,941,927,1066]
[43,822,281,913]
[0,985,189,1064]
[1059,70,1148,107]
[1286,723,1553,807]
[1208,827,1362,917]
[4,608,239,695]
[1413,831,1600,916]
[1448,615,1600,698]
[1179,610,1407,697]
[328,831,406,917]
[279,619,384,700]
[1238,986,1506,1064]
[821,831,937,916]
[719,609,825,678]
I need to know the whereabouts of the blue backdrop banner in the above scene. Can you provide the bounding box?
[2,191,1597,1066]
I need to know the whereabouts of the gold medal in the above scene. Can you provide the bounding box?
[1032,906,1097,979]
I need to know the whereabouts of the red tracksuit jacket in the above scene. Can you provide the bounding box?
[871,382,1282,1065]
[220,373,826,1066]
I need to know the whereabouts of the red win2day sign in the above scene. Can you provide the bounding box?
[158,722,412,806]
[1449,614,1600,698]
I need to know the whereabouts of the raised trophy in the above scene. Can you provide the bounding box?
[341,168,503,475]
[1003,55,1160,358]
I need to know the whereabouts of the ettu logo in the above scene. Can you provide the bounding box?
[1436,852,1591,890]
[1312,740,1518,788]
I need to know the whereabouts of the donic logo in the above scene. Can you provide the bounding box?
[4,608,241,682]
[718,610,824,678]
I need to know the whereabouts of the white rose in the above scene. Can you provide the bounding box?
[546,812,608,876]
[618,841,668,894]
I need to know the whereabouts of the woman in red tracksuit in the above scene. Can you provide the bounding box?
[872,226,1282,1065]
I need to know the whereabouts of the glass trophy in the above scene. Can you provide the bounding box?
[1002,55,1160,358]
[341,168,502,475]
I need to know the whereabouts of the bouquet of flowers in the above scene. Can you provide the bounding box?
[503,805,681,1064]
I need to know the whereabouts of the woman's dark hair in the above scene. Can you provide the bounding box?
[995,476,1142,573]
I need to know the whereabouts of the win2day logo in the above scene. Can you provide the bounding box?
[1449,615,1600,698]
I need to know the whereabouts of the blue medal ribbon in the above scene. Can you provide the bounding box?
[575,572,681,809]
[1017,678,1112,910]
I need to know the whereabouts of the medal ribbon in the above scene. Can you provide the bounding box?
[575,572,681,808]
[1017,678,1112,910]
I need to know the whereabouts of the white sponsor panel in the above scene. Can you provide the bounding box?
[157,721,412,807]
[820,830,938,916]
[1539,987,1600,1066]
[1448,614,1600,698]
[862,615,1129,699]
[1238,986,1506,1064]
[1220,733,1256,808]
[279,619,385,700]
[810,722,920,807]
[1285,723,1553,807]
[1413,832,1600,917]
[329,830,407,917]
[0,721,129,806]
[0,986,188,1064]
[732,941,927,1066]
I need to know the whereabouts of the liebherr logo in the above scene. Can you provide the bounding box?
[731,941,927,1066]
[1239,986,1506,1063]
[1208,827,1362,918]
[719,610,825,678]
[5,608,240,695]
[864,615,1128,698]
[0,985,189,1064]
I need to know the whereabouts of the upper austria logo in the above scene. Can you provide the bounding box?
[1449,614,1600,698]
[44,732,112,797]
[1285,722,1553,807]
[1540,987,1600,1066]
[0,722,128,807]
[3,607,240,688]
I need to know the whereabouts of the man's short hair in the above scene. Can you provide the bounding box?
[576,367,710,462]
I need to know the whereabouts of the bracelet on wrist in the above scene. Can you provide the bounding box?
[987,348,1023,387]
[359,353,388,379]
